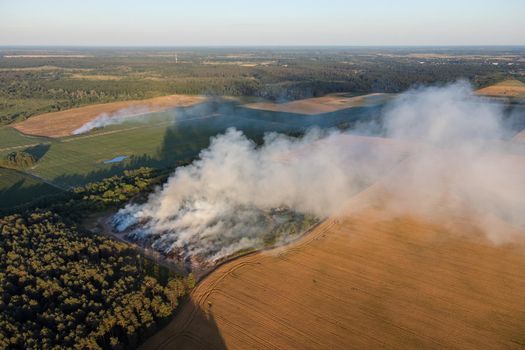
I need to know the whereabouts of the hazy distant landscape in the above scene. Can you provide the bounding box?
[2,46,523,125]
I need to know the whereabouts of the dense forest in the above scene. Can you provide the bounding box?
[1,47,523,125]
[72,168,160,210]
[0,167,194,349]
[0,211,194,349]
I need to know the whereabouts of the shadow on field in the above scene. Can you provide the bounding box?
[24,143,51,160]
[0,167,64,211]
[503,104,525,136]
[51,154,171,188]
[141,299,227,350]
[48,101,384,188]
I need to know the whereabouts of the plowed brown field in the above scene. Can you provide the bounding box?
[141,186,525,349]
[13,94,204,138]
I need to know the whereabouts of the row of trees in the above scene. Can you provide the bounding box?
[0,167,162,219]
[72,168,159,209]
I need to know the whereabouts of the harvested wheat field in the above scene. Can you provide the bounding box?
[476,79,525,98]
[244,93,390,115]
[13,94,205,138]
[140,134,525,350]
[141,186,525,349]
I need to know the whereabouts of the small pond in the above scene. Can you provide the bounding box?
[104,155,128,164]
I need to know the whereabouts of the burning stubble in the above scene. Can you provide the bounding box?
[72,106,153,134]
[113,81,525,265]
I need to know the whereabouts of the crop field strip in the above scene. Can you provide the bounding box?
[243,93,391,115]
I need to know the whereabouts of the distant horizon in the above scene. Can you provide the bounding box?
[2,45,525,49]
[2,0,524,46]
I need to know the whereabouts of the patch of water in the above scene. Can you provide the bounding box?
[104,155,128,164]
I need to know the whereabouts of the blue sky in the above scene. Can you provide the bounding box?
[1,0,524,46]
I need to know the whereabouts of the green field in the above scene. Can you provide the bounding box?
[0,127,50,149]
[0,101,384,208]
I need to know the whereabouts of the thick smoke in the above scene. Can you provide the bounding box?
[72,106,152,135]
[114,81,525,263]
[114,129,396,262]
[378,82,525,242]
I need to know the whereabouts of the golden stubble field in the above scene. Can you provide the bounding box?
[244,93,390,115]
[13,94,204,138]
[141,137,525,350]
[476,79,525,98]
[142,200,525,349]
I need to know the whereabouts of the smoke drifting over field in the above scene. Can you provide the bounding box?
[114,81,525,263]
[380,83,525,242]
[72,106,151,134]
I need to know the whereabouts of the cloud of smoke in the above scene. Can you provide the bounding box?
[72,106,152,135]
[113,128,396,262]
[378,82,525,241]
[113,81,525,264]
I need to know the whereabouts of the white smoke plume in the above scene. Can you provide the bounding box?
[113,129,396,262]
[113,81,525,263]
[377,82,525,242]
[72,106,152,135]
